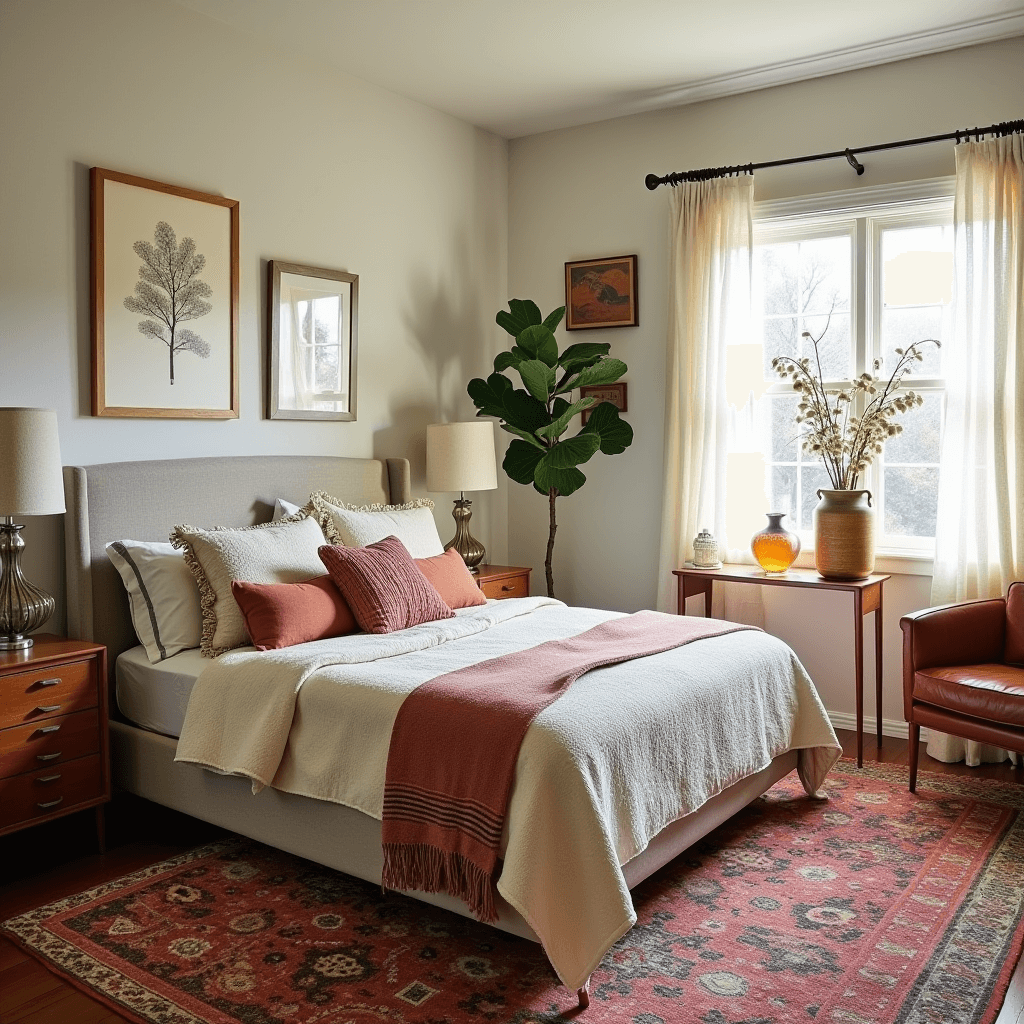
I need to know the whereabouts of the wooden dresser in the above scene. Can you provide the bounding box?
[0,635,109,849]
[475,564,532,600]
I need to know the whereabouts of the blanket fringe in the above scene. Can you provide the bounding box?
[382,843,497,923]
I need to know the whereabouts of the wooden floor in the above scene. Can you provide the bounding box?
[1,730,1022,1024]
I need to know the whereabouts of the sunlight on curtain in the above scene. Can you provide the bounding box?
[928,132,1023,766]
[656,175,764,623]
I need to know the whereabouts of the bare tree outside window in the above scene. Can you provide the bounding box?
[123,221,212,384]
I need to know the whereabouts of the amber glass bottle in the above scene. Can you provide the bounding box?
[751,512,800,574]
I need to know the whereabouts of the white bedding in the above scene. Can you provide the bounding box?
[116,645,209,737]
[175,597,841,991]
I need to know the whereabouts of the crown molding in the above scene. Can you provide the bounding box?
[645,12,1024,110]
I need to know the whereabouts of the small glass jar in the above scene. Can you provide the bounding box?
[692,528,720,568]
[751,512,800,574]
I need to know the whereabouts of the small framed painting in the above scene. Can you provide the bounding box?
[565,254,638,330]
[90,167,239,418]
[267,261,358,421]
[580,382,627,425]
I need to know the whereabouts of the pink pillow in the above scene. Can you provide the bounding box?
[318,536,455,634]
[231,575,358,651]
[415,548,487,609]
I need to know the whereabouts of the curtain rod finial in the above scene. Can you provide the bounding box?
[645,173,662,191]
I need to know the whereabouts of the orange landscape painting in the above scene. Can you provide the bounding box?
[565,255,638,329]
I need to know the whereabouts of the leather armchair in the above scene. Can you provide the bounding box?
[901,582,1024,790]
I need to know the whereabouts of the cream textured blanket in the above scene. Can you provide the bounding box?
[175,598,841,990]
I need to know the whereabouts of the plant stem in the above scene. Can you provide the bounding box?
[545,487,557,599]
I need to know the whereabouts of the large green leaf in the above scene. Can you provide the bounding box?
[534,463,587,496]
[495,298,542,338]
[543,306,566,332]
[542,432,601,469]
[504,388,549,432]
[580,400,634,454]
[493,351,521,373]
[503,439,546,485]
[516,325,559,367]
[535,397,595,439]
[467,372,513,419]
[517,359,556,402]
[558,342,610,371]
[557,357,628,394]
[469,373,548,432]
[500,422,544,448]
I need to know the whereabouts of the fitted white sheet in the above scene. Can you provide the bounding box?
[115,645,211,737]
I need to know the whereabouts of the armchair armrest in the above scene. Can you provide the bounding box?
[901,598,1007,720]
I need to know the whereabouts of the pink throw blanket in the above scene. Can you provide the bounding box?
[381,610,757,920]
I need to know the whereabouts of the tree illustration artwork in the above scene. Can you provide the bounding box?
[123,221,212,384]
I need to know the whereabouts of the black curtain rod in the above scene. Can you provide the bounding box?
[644,119,1024,189]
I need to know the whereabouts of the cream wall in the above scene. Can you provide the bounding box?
[507,37,1024,732]
[0,0,509,631]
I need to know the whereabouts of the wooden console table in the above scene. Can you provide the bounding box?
[672,565,890,767]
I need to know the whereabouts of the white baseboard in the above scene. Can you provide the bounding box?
[827,711,913,741]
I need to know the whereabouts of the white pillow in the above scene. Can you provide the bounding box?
[170,512,328,657]
[106,540,202,663]
[272,498,301,521]
[311,493,444,558]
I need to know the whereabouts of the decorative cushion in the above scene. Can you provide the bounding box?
[106,540,202,663]
[1005,582,1024,666]
[311,492,444,558]
[318,536,455,634]
[170,512,328,656]
[415,548,487,609]
[272,498,302,521]
[230,575,358,651]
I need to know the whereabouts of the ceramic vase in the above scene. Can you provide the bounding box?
[813,489,874,580]
[692,528,721,568]
[750,512,800,574]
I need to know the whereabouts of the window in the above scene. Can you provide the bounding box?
[726,183,953,558]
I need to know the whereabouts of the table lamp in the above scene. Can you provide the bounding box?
[426,421,497,571]
[0,408,65,650]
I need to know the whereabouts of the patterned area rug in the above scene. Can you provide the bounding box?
[4,760,1023,1024]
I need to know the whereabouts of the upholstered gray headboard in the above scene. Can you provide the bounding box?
[63,455,411,683]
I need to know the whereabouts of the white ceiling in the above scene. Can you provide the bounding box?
[176,0,1024,138]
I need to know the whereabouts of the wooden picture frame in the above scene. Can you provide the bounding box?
[580,382,627,424]
[91,168,239,418]
[267,261,358,421]
[565,254,638,330]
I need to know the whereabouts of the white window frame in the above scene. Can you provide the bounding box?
[751,178,955,569]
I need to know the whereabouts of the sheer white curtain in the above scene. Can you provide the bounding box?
[928,132,1024,766]
[657,175,761,621]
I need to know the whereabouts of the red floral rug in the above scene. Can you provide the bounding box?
[4,760,1023,1024]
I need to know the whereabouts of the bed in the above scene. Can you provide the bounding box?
[63,454,841,1007]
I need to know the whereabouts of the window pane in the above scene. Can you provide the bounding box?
[799,236,851,315]
[761,243,799,315]
[884,393,942,464]
[880,223,952,376]
[769,465,797,520]
[313,296,340,347]
[763,316,798,380]
[884,466,939,538]
[315,345,340,393]
[800,465,833,532]
[801,311,850,381]
[770,395,800,462]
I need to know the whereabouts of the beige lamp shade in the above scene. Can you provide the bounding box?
[0,408,65,515]
[426,421,498,493]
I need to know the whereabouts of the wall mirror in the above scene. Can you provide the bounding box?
[267,260,358,420]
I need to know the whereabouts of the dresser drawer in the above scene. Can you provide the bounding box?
[0,708,101,778]
[0,753,103,830]
[480,574,530,600]
[0,659,97,730]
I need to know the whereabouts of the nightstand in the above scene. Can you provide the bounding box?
[475,564,532,600]
[0,635,109,850]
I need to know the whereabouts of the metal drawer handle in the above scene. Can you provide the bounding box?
[37,773,63,783]
[501,584,516,591]
[36,677,61,687]
[38,724,61,734]
[37,797,63,809]
[36,751,62,761]
[35,704,62,713]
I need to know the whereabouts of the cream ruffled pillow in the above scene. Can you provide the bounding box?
[170,510,328,657]
[310,492,444,559]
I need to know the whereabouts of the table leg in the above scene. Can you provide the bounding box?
[677,574,685,616]
[854,591,864,768]
[703,580,713,618]
[875,585,883,748]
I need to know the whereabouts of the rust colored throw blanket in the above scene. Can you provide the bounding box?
[381,610,756,920]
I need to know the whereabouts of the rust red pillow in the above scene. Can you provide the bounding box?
[230,575,357,651]
[318,535,455,634]
[415,548,487,609]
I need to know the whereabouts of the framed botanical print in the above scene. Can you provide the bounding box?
[90,167,239,418]
[267,261,358,421]
[565,254,639,330]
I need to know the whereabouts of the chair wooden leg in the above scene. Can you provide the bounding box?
[908,723,921,793]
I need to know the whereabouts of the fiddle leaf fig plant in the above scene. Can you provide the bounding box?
[468,299,633,598]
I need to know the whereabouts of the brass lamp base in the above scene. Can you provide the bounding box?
[0,520,55,651]
[444,497,486,572]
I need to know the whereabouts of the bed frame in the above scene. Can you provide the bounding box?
[63,454,798,1004]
